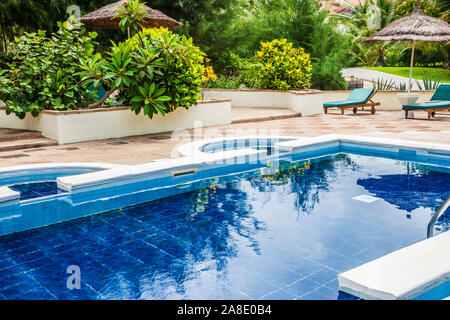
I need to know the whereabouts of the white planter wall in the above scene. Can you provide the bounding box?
[0,99,231,144]
[203,88,435,113]
[203,89,324,116]
[203,89,291,108]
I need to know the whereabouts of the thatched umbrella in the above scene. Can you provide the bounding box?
[79,0,182,30]
[364,6,450,93]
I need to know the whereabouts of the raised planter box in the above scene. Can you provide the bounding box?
[0,99,231,144]
[203,88,435,112]
[202,88,324,116]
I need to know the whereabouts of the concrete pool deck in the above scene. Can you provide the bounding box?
[0,110,448,168]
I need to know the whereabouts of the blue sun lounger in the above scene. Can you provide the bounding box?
[323,88,380,115]
[402,84,450,120]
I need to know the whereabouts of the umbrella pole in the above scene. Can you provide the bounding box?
[408,40,415,94]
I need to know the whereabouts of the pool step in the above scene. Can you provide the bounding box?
[0,129,58,153]
[0,129,44,142]
[0,137,58,153]
[338,231,450,300]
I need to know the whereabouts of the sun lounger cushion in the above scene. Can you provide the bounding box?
[430,84,450,101]
[403,100,450,109]
[323,100,367,107]
[323,88,374,107]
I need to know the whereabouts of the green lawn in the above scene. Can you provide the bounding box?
[363,67,450,83]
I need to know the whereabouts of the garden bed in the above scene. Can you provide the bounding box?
[0,99,231,144]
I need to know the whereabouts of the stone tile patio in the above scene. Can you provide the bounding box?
[0,110,448,168]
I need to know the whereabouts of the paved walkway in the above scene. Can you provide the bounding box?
[0,128,57,152]
[0,110,448,168]
[232,107,300,123]
[341,68,426,90]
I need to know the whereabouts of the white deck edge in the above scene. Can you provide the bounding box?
[338,231,450,300]
[177,135,300,158]
[0,186,20,205]
[56,135,450,192]
[276,134,450,155]
[57,148,265,192]
[0,162,126,175]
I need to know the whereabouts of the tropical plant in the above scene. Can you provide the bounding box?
[333,0,401,66]
[78,27,205,118]
[202,58,217,87]
[415,75,441,90]
[0,22,98,119]
[256,39,312,90]
[397,81,413,91]
[437,0,450,21]
[398,0,443,17]
[114,0,147,38]
[372,77,396,90]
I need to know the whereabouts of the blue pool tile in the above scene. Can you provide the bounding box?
[261,289,296,300]
[144,234,190,259]
[297,285,340,300]
[2,284,55,300]
[211,266,279,300]
[283,277,319,297]
[337,291,360,300]
[306,268,339,286]
[9,181,66,201]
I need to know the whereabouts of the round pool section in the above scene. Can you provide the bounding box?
[200,137,296,154]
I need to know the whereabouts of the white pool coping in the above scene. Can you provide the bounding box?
[0,162,127,205]
[177,135,300,158]
[0,162,126,175]
[57,148,265,192]
[338,231,450,300]
[0,186,20,204]
[52,135,450,192]
[277,134,450,155]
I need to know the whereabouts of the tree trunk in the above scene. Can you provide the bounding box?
[88,89,116,109]
[1,13,7,53]
[444,46,450,70]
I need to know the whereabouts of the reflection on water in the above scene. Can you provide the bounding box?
[0,154,448,300]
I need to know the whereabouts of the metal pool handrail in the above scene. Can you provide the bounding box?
[427,196,450,238]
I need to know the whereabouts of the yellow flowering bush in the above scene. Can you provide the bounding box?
[202,58,217,84]
[256,39,312,90]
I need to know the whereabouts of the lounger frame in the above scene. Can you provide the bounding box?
[323,90,380,115]
[403,106,450,120]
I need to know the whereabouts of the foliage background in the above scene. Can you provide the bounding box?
[0,0,448,92]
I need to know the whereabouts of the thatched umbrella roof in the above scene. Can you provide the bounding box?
[364,6,450,42]
[363,6,450,93]
[79,0,182,29]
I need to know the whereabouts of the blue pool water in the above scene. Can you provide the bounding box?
[0,153,449,300]
[0,167,104,201]
[9,182,66,201]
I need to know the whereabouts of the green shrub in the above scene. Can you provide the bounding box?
[208,75,242,89]
[78,27,205,118]
[311,55,348,90]
[0,22,98,119]
[256,39,312,90]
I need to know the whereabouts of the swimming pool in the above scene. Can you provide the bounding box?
[0,138,449,299]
